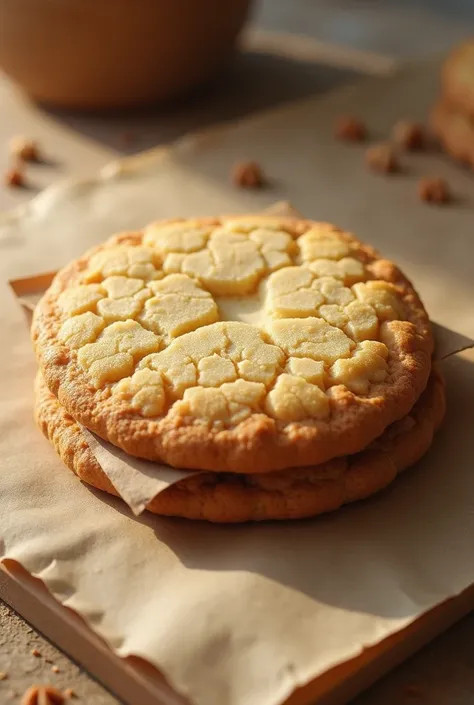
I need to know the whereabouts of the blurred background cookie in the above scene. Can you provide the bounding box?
[441,40,474,118]
[430,99,474,167]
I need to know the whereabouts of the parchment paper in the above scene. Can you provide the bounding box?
[80,428,199,516]
[1,59,474,705]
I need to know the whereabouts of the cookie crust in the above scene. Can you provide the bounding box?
[35,368,445,522]
[32,216,433,473]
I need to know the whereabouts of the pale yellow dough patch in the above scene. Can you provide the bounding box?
[36,217,427,438]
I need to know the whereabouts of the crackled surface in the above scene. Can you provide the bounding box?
[33,216,432,472]
[53,221,395,420]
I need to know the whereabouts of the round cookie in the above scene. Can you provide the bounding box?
[430,99,474,167]
[441,40,474,118]
[32,216,433,473]
[35,369,445,522]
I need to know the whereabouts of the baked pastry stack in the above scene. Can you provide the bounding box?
[431,40,474,166]
[32,215,444,522]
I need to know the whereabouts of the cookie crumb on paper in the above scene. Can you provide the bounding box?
[392,120,426,150]
[334,116,367,142]
[418,177,451,205]
[365,143,399,173]
[231,160,265,188]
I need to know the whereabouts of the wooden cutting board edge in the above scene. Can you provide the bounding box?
[1,560,473,705]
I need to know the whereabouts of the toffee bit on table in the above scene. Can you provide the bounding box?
[63,688,76,699]
[51,665,60,674]
[231,160,265,189]
[30,648,42,658]
[418,176,451,204]
[9,136,39,162]
[0,671,7,680]
[4,165,25,188]
[392,120,426,150]
[20,684,65,705]
[365,142,399,173]
[334,116,367,142]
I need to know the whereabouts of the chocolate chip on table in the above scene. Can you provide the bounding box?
[365,142,399,173]
[334,116,368,142]
[231,160,266,188]
[418,177,451,204]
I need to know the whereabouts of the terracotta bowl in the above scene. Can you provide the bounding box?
[0,0,253,109]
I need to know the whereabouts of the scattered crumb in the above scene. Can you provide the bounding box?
[9,136,39,162]
[21,684,65,705]
[404,683,423,698]
[31,648,42,658]
[231,160,265,189]
[4,165,25,188]
[63,688,76,699]
[45,658,54,664]
[51,665,60,673]
[334,116,367,142]
[365,142,399,173]
[0,671,7,680]
[392,120,426,150]
[418,176,451,204]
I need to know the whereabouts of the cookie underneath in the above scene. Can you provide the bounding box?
[35,369,445,523]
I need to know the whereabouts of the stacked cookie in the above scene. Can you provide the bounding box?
[431,40,474,166]
[32,215,444,522]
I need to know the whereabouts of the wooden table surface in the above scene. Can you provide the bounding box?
[1,1,474,703]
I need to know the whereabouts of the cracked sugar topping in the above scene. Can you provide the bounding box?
[33,216,432,472]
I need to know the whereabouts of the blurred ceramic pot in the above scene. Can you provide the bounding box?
[0,0,253,109]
